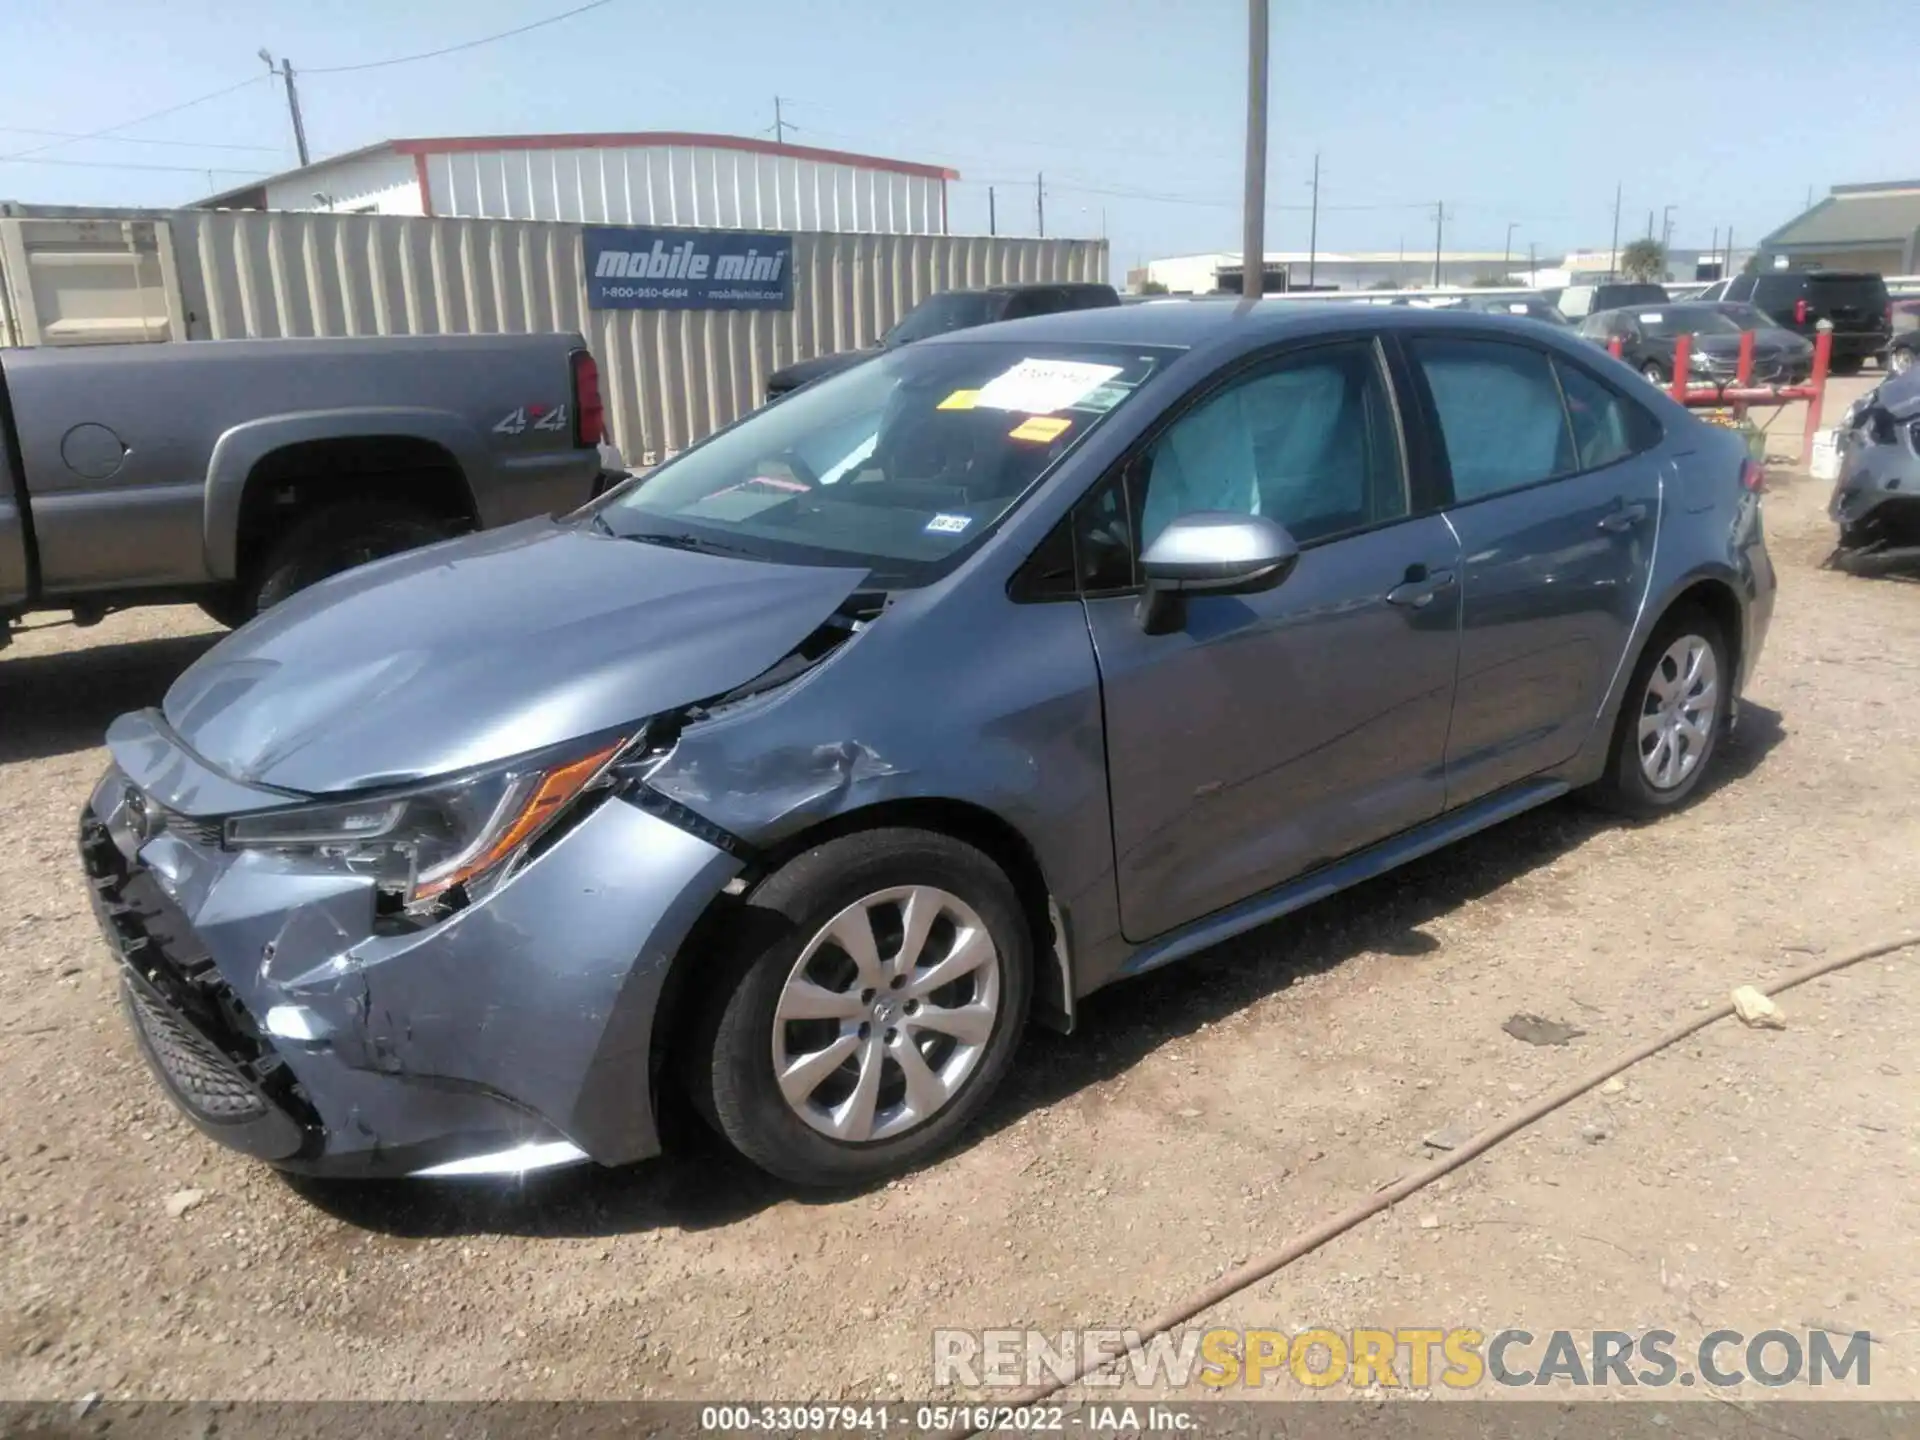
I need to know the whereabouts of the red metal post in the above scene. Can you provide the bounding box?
[1608,336,1624,359]
[1803,326,1833,460]
[1736,329,1755,387]
[1671,332,1691,403]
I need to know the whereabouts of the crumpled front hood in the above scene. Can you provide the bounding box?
[162,519,868,797]
[1877,367,1920,419]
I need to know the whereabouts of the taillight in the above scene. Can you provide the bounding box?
[1794,298,1809,324]
[1740,458,1764,494]
[571,350,604,448]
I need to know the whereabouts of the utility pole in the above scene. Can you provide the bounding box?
[1241,0,1269,299]
[1609,181,1622,278]
[1036,172,1045,237]
[1432,201,1444,287]
[1528,240,1536,287]
[1645,208,1654,240]
[1503,220,1517,275]
[1709,225,1719,277]
[772,96,790,146]
[1306,151,1320,289]
[988,186,996,237]
[1661,204,1676,256]
[259,49,309,167]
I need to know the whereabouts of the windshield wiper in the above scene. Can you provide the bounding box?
[621,529,756,557]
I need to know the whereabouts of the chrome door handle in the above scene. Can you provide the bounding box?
[1386,567,1456,608]
[1598,501,1649,533]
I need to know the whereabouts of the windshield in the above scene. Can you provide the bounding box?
[596,340,1171,586]
[1720,303,1781,329]
[1474,297,1569,324]
[881,292,1003,347]
[1629,308,1743,338]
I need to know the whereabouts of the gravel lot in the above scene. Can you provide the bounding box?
[2,378,1916,1405]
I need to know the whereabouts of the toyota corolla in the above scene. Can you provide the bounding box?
[81,302,1773,1187]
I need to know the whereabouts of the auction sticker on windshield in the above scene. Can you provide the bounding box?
[974,359,1124,415]
[1009,416,1073,443]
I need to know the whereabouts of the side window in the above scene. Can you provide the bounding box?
[1727,275,1756,302]
[1136,341,1407,550]
[1004,289,1064,320]
[1412,337,1576,502]
[1073,471,1136,592]
[1553,358,1640,470]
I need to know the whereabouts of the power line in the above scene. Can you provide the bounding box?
[0,155,269,176]
[0,124,279,155]
[303,0,616,74]
[0,75,268,163]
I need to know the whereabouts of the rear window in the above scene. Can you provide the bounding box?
[1806,274,1889,309]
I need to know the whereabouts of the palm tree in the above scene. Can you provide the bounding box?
[1621,238,1667,282]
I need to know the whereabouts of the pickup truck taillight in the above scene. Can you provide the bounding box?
[571,350,605,448]
[1794,298,1809,324]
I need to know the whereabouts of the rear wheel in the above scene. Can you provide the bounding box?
[1891,346,1915,376]
[1589,607,1730,817]
[686,828,1032,1187]
[244,498,453,618]
[1640,361,1668,386]
[1829,355,1864,376]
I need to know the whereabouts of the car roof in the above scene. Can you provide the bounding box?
[974,281,1116,297]
[921,296,1592,352]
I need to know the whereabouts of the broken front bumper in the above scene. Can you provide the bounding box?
[81,762,741,1178]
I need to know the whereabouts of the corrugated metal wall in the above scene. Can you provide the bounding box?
[2,205,1106,464]
[422,144,947,235]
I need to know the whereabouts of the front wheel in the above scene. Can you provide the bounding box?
[1891,346,1915,376]
[686,828,1032,1187]
[1829,355,1865,377]
[1589,607,1730,817]
[1641,361,1668,386]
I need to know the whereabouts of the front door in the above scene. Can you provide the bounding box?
[1087,338,1463,943]
[1405,335,1663,803]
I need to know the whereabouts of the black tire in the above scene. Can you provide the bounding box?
[685,827,1032,1187]
[245,499,451,617]
[1640,361,1668,386]
[1829,355,1864,377]
[196,589,251,630]
[1589,605,1731,818]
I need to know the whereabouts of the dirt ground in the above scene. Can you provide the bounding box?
[2,375,1916,1407]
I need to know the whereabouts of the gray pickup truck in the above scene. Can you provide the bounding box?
[0,333,606,642]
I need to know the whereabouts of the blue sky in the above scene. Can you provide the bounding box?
[3,0,1915,270]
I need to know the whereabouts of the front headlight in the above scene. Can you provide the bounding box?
[224,734,630,910]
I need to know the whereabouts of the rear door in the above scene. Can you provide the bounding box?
[1805,273,1891,347]
[1404,334,1664,804]
[1085,335,1463,940]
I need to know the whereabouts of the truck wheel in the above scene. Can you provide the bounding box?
[245,499,451,616]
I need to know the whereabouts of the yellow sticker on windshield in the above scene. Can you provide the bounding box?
[1009,415,1073,443]
[938,388,981,411]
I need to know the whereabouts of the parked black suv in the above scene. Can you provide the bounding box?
[1719,270,1892,374]
[765,282,1120,399]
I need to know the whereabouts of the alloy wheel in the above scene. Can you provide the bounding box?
[772,886,1001,1144]
[1637,634,1718,790]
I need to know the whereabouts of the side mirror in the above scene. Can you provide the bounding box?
[1137,511,1299,633]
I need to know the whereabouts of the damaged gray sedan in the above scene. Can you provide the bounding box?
[82,303,1774,1187]
[1829,367,1920,571]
